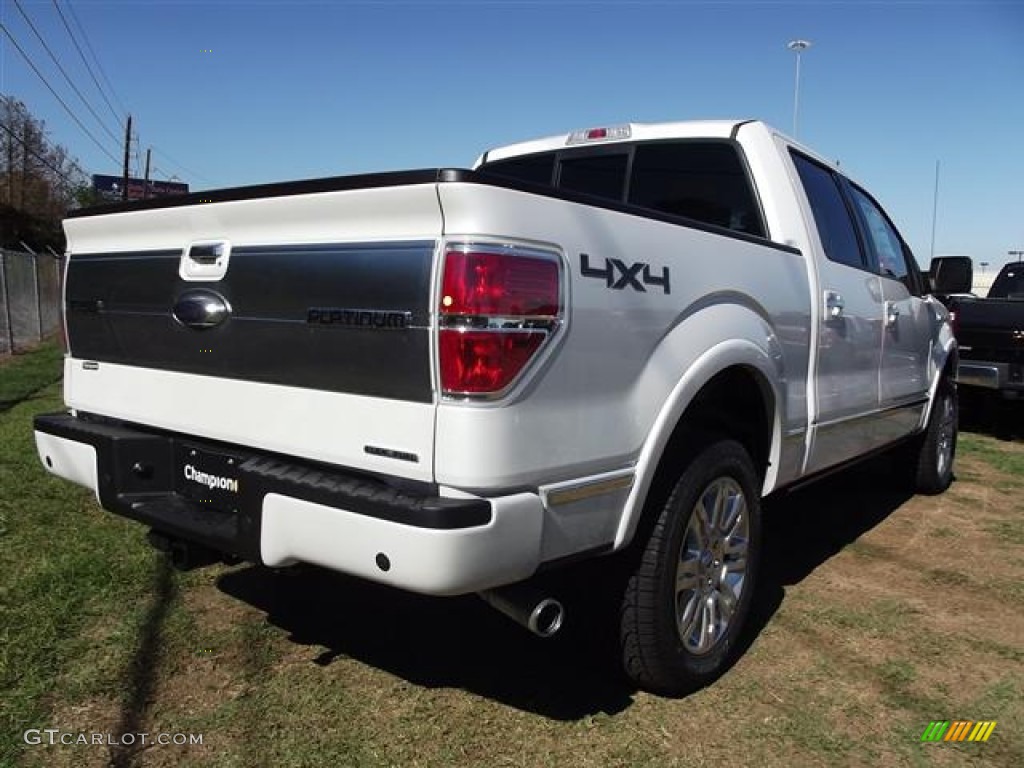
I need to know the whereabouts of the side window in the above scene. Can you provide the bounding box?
[629,142,765,236]
[791,152,866,270]
[847,185,913,287]
[557,153,628,202]
[478,154,555,186]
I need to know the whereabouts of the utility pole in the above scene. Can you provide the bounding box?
[787,39,812,139]
[122,114,132,201]
[1009,250,1023,263]
[143,148,152,200]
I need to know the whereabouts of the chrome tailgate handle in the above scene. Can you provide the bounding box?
[189,243,224,264]
[180,240,231,281]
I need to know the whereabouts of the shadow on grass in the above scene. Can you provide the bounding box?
[0,385,61,415]
[217,560,636,720]
[215,455,912,720]
[0,375,63,414]
[109,557,177,768]
[700,453,915,693]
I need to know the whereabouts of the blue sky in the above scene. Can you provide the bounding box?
[2,0,1022,270]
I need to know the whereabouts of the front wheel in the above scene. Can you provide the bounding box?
[912,377,957,495]
[620,438,761,696]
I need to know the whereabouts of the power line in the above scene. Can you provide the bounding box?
[151,165,192,185]
[12,0,121,145]
[63,0,128,117]
[0,119,83,186]
[150,165,175,182]
[51,0,124,127]
[151,145,216,186]
[0,23,121,166]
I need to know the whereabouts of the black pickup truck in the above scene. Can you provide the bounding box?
[932,258,1024,399]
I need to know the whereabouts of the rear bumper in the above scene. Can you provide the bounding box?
[957,361,1024,394]
[33,412,545,595]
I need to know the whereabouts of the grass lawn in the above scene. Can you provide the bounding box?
[2,344,1021,767]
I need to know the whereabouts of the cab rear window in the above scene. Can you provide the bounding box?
[480,154,555,186]
[990,266,1024,299]
[559,153,628,201]
[479,140,765,238]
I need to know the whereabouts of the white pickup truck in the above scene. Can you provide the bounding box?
[35,120,957,695]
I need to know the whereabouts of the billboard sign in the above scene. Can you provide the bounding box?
[92,174,189,201]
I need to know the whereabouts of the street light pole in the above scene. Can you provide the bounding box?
[1009,250,1023,263]
[929,160,941,261]
[787,39,812,138]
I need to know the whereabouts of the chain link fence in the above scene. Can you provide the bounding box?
[0,249,64,356]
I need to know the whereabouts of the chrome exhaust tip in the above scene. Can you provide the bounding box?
[478,583,565,638]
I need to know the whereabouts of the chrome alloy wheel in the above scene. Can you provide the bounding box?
[674,476,749,655]
[935,390,956,479]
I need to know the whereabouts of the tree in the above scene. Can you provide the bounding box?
[0,96,90,251]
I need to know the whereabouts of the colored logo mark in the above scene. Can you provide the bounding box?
[921,720,997,742]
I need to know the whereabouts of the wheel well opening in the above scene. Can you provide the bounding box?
[683,367,772,471]
[638,367,773,541]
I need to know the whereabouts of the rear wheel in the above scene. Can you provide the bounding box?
[620,439,761,695]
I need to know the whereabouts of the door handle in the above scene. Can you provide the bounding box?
[885,301,900,329]
[824,291,844,320]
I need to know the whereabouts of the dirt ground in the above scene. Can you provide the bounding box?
[20,404,1024,768]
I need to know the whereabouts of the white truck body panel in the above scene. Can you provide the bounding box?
[63,358,438,483]
[63,184,444,253]
[434,181,810,492]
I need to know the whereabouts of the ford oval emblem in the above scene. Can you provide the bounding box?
[172,289,231,329]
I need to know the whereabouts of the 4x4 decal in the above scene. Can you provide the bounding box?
[580,253,670,295]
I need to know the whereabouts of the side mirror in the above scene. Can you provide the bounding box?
[929,256,973,294]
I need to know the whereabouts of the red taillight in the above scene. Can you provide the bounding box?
[439,246,561,397]
[439,331,548,393]
[441,251,559,316]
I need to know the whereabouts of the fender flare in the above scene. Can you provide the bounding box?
[917,295,959,431]
[920,335,958,430]
[612,337,784,551]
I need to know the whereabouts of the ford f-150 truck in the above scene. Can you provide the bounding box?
[34,120,958,695]
[931,257,1023,398]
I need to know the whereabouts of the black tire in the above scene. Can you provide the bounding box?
[912,376,957,495]
[620,438,761,696]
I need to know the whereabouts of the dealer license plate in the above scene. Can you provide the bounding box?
[175,443,243,511]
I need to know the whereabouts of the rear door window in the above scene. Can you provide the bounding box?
[791,152,868,271]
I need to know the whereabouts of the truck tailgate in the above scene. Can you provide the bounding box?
[61,173,445,482]
[956,298,1024,361]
